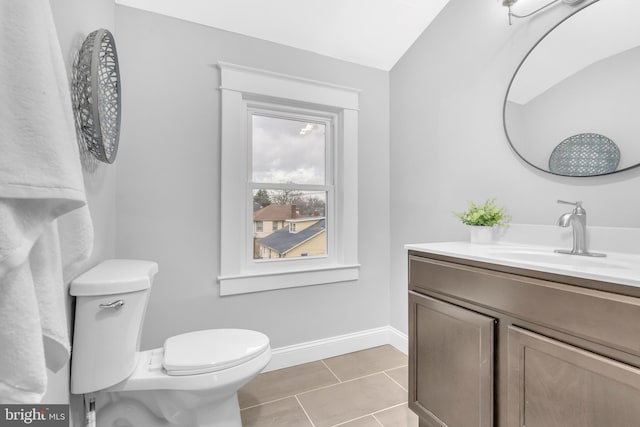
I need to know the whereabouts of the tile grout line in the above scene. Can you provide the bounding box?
[321,359,343,383]
[382,370,408,393]
[371,402,413,427]
[370,414,386,427]
[295,394,317,427]
[303,367,409,427]
[330,400,409,427]
[330,413,377,427]
[242,365,409,410]
[372,401,409,416]
[241,359,409,419]
[384,363,409,372]
[240,372,365,413]
[240,395,294,411]
[239,368,359,413]
[240,361,343,412]
[297,371,387,398]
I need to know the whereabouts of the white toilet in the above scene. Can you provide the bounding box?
[70,259,271,427]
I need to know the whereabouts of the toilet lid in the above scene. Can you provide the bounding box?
[163,329,270,376]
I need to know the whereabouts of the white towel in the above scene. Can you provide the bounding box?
[0,0,93,403]
[59,207,94,284]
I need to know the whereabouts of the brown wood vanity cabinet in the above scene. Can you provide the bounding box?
[408,250,640,427]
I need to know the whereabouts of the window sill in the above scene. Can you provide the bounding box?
[217,264,360,296]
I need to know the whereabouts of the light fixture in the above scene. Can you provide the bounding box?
[503,0,586,25]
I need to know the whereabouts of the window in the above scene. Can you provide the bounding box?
[251,110,330,261]
[218,62,360,295]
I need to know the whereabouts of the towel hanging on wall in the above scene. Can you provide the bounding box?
[0,0,93,403]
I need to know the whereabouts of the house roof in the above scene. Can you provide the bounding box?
[253,204,298,221]
[257,219,325,255]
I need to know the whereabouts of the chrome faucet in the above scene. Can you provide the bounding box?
[555,200,605,257]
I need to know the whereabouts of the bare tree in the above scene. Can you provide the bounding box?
[271,188,303,205]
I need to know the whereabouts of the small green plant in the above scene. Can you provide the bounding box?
[454,199,510,227]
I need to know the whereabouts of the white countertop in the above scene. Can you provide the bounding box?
[406,241,640,289]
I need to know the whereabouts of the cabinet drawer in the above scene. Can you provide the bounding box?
[409,255,640,357]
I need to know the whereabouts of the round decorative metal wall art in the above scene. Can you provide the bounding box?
[72,29,121,164]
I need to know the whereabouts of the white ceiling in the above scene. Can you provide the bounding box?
[115,0,450,70]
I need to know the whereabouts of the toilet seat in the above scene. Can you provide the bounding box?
[162,329,270,376]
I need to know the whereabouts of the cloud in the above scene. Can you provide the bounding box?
[252,114,326,185]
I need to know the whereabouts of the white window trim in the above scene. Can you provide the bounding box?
[218,62,360,296]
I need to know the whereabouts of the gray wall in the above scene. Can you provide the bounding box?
[114,6,390,350]
[389,0,640,333]
[48,0,117,408]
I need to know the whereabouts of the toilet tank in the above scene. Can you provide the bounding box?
[70,259,158,394]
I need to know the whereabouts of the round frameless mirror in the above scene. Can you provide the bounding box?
[503,0,640,177]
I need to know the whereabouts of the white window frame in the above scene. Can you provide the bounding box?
[218,62,360,296]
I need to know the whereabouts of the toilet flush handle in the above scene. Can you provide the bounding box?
[99,299,125,309]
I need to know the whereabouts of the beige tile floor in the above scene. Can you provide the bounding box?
[238,345,419,427]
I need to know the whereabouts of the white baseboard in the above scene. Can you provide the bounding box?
[387,326,408,355]
[264,326,408,372]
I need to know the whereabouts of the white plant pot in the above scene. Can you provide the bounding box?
[469,226,494,244]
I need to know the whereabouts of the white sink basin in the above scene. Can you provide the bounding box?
[487,249,630,270]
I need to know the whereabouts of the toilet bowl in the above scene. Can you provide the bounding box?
[69,260,271,427]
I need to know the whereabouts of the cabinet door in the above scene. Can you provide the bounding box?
[409,292,495,427]
[507,326,640,427]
